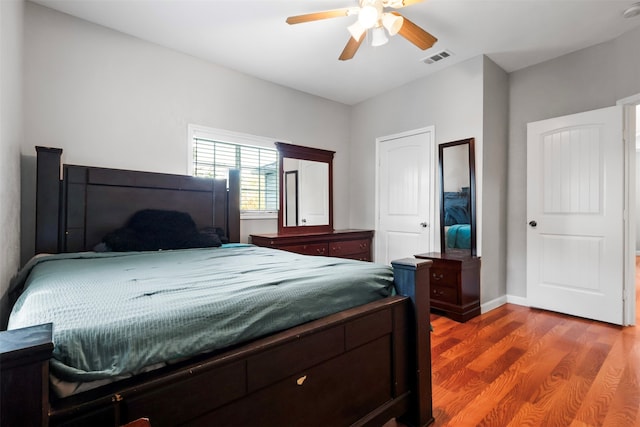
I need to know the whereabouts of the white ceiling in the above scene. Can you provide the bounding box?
[32,0,640,105]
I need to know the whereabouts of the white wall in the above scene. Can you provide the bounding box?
[21,2,351,256]
[0,0,24,326]
[508,26,640,298]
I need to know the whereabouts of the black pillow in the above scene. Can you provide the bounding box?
[102,209,222,252]
[199,226,229,244]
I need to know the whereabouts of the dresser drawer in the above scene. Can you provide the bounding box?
[329,239,370,257]
[280,243,328,256]
[429,267,458,288]
[250,231,373,260]
[338,252,371,262]
[431,285,458,305]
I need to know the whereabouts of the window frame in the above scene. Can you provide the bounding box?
[188,124,285,220]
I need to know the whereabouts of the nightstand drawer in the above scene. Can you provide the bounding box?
[329,239,370,257]
[429,267,458,288]
[431,285,458,305]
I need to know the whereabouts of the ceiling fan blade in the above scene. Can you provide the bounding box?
[393,12,437,50]
[339,34,365,61]
[387,0,425,8]
[286,8,355,25]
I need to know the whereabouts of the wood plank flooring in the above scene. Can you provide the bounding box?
[389,259,640,427]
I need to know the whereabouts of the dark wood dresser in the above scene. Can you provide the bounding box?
[414,250,481,322]
[250,230,373,261]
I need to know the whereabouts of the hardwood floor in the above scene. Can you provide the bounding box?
[389,259,640,427]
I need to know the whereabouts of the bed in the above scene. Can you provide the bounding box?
[0,146,434,427]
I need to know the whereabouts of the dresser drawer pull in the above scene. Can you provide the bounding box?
[433,288,446,297]
[296,375,307,386]
[432,273,444,281]
[316,248,326,254]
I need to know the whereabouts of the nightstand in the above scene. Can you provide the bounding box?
[414,250,480,322]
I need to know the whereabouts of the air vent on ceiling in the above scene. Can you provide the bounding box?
[422,49,454,65]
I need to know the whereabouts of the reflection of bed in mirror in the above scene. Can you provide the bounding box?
[440,140,473,253]
[443,187,471,249]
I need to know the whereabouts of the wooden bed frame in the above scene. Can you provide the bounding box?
[0,147,434,427]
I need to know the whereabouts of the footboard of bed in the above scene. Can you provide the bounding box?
[1,259,433,427]
[0,323,53,427]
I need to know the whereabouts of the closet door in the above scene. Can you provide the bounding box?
[376,127,435,264]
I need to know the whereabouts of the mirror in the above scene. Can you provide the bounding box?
[276,142,334,235]
[284,170,298,226]
[439,137,476,256]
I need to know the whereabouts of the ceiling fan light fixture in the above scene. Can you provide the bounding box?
[382,12,403,35]
[358,5,380,28]
[386,0,404,8]
[371,26,389,46]
[348,21,366,40]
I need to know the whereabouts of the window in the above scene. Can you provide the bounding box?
[189,125,279,216]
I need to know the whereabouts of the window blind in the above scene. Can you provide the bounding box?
[193,138,278,212]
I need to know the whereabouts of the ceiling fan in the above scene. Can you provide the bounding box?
[286,0,437,61]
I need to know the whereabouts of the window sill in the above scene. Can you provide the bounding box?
[241,212,278,220]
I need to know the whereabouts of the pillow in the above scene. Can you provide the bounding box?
[102,209,222,252]
[444,205,470,226]
[199,226,229,244]
[443,192,470,226]
[127,209,197,235]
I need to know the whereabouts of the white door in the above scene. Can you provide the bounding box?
[527,106,624,325]
[377,128,434,265]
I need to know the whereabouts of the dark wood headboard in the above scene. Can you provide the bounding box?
[35,146,240,253]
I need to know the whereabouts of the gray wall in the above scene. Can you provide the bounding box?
[349,55,484,232]
[349,55,510,306]
[507,26,640,298]
[637,149,640,253]
[0,0,24,326]
[481,58,509,305]
[21,2,352,259]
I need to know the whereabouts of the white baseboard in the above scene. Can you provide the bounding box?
[480,294,529,314]
[506,295,529,307]
[480,295,507,313]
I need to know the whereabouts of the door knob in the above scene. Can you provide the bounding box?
[420,222,429,228]
[529,220,537,227]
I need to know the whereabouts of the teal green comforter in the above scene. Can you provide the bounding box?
[8,245,393,382]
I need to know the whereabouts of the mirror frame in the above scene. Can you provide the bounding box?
[276,142,334,235]
[439,137,477,256]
